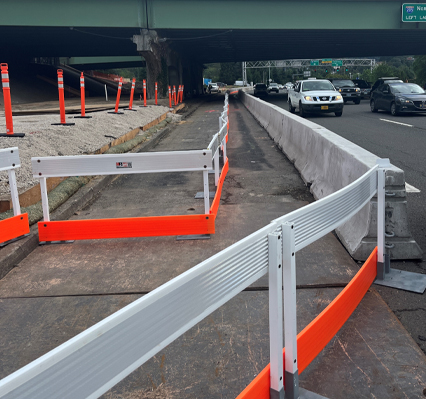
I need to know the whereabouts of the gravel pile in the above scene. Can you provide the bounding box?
[0,105,170,196]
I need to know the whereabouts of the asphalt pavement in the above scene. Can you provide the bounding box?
[0,93,425,398]
[263,91,426,358]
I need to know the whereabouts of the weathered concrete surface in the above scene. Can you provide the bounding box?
[238,90,422,261]
[0,94,425,398]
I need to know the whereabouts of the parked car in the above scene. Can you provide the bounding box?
[254,83,268,97]
[216,82,227,88]
[207,83,220,93]
[329,79,361,104]
[352,79,372,98]
[267,82,280,93]
[371,77,403,93]
[370,82,426,115]
[288,79,344,117]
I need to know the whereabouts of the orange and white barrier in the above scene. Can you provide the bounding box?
[0,64,25,137]
[168,86,172,108]
[31,94,231,243]
[74,72,92,119]
[51,69,75,126]
[1,156,393,399]
[0,147,30,246]
[143,79,147,107]
[108,77,124,115]
[173,85,176,106]
[155,82,158,105]
[126,78,137,111]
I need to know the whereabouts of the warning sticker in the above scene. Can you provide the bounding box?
[116,162,132,168]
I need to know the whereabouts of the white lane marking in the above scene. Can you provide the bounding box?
[380,118,413,127]
[406,183,421,193]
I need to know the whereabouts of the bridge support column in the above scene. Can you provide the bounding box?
[133,30,203,101]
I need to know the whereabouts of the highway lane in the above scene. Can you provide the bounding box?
[260,91,426,354]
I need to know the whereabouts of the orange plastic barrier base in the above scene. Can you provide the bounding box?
[210,159,229,217]
[237,248,378,399]
[0,213,30,245]
[38,214,215,242]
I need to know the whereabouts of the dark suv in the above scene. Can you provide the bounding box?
[352,79,371,99]
[329,79,361,104]
[254,83,268,97]
[371,77,402,93]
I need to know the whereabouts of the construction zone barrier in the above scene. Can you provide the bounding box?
[74,72,92,119]
[31,94,230,243]
[0,147,30,246]
[0,150,390,398]
[108,77,124,115]
[155,81,158,105]
[51,69,75,126]
[0,64,25,137]
[143,79,147,107]
[168,85,172,108]
[126,77,136,111]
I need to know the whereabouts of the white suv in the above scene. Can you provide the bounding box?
[288,79,344,117]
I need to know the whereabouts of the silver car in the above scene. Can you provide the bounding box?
[208,83,220,93]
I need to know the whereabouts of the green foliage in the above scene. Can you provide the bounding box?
[413,55,426,87]
[370,63,398,82]
[99,67,146,81]
[203,63,221,82]
[219,63,242,84]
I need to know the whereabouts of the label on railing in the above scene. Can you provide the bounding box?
[116,162,132,169]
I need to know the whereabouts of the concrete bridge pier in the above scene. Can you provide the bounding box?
[133,30,203,100]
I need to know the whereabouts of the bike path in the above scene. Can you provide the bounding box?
[0,94,424,398]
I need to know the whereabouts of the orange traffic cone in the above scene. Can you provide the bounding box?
[51,69,75,126]
[74,72,92,119]
[0,64,25,137]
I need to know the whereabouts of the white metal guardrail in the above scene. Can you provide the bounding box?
[208,94,229,186]
[0,155,386,398]
[32,150,213,220]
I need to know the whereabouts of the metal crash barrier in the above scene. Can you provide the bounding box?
[0,147,29,247]
[0,157,390,399]
[31,95,229,243]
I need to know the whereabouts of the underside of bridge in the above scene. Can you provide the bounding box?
[2,0,426,97]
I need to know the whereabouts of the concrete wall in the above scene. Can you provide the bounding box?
[238,91,422,260]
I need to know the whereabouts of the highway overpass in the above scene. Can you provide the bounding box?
[1,0,426,95]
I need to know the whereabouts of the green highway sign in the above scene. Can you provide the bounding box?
[310,60,319,66]
[332,60,343,67]
[402,3,426,22]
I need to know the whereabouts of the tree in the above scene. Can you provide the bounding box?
[219,63,241,84]
[371,63,397,82]
[413,55,426,86]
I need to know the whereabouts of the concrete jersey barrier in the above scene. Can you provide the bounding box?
[238,90,422,260]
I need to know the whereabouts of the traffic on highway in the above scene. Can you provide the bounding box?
[249,79,426,358]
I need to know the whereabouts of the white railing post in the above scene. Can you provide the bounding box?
[7,169,21,216]
[214,150,220,186]
[222,133,227,164]
[40,177,50,222]
[203,170,210,214]
[268,232,284,399]
[282,222,299,399]
[376,158,390,280]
